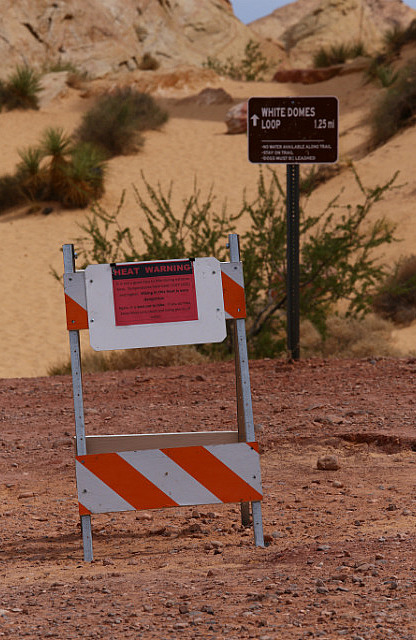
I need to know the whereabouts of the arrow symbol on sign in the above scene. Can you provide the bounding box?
[250,114,259,126]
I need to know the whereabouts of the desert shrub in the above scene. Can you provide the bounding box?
[299,164,342,195]
[60,143,107,208]
[48,345,206,375]
[0,127,107,214]
[384,19,416,55]
[366,56,399,87]
[300,314,398,358]
[43,60,89,89]
[204,40,270,81]
[75,88,168,157]
[0,65,41,111]
[313,41,366,68]
[0,174,26,210]
[370,58,416,147]
[16,146,47,201]
[74,167,398,358]
[40,127,72,198]
[319,314,399,358]
[138,53,160,71]
[373,255,416,325]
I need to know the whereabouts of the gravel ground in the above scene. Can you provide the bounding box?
[1,357,415,639]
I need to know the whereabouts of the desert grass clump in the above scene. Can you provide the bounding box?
[366,55,399,87]
[48,345,207,376]
[204,40,270,81]
[75,88,168,157]
[0,65,41,111]
[373,255,416,325]
[384,19,416,55]
[0,126,107,214]
[138,53,160,71]
[313,41,366,68]
[319,314,399,358]
[0,174,26,210]
[370,58,416,147]
[300,315,398,358]
[60,143,107,208]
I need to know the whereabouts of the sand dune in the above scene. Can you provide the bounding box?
[1,68,415,378]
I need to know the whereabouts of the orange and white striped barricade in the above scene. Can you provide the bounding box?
[63,235,264,562]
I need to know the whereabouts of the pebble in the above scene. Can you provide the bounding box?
[173,622,189,629]
[317,455,340,471]
[201,605,214,615]
[17,491,35,500]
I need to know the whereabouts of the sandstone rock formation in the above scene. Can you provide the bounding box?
[251,0,416,67]
[273,55,369,83]
[0,0,284,79]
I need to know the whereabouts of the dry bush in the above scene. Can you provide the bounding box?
[373,255,416,325]
[75,88,168,157]
[300,314,399,358]
[370,58,416,148]
[324,314,399,358]
[48,345,207,376]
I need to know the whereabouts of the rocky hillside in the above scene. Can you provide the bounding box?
[251,0,416,67]
[0,0,284,78]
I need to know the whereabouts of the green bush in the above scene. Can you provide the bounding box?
[0,127,107,214]
[204,40,270,81]
[313,41,366,68]
[373,255,416,325]
[370,58,416,147]
[0,66,41,111]
[74,167,398,358]
[75,88,168,157]
[384,19,416,54]
[0,174,26,210]
[366,56,399,87]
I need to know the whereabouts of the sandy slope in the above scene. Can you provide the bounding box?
[1,67,416,378]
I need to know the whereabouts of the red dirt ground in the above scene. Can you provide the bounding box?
[1,357,415,639]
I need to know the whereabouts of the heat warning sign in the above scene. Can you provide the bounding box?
[112,260,198,326]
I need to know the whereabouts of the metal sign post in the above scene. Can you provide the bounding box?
[286,164,300,360]
[248,96,339,359]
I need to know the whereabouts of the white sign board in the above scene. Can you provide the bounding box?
[85,258,226,351]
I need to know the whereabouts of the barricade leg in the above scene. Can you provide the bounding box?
[229,234,264,547]
[63,244,94,562]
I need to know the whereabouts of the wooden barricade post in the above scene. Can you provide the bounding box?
[63,235,264,561]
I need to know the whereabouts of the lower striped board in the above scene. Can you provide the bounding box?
[76,442,262,515]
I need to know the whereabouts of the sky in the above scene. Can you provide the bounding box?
[230,0,416,24]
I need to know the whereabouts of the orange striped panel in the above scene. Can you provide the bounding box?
[221,272,246,319]
[79,502,91,516]
[78,453,178,510]
[65,294,89,331]
[162,446,262,503]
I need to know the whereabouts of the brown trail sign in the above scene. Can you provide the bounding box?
[248,96,338,165]
[248,96,339,359]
